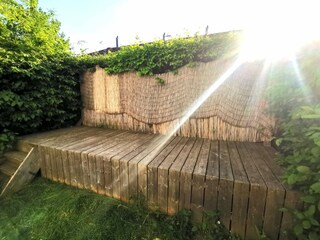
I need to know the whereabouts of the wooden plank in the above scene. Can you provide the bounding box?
[90,132,137,195]
[236,142,267,240]
[91,132,139,196]
[41,127,104,183]
[217,141,234,230]
[38,145,48,178]
[279,191,303,240]
[227,141,249,239]
[40,127,105,150]
[179,138,203,211]
[93,132,136,195]
[191,139,210,222]
[50,129,96,183]
[19,126,87,144]
[1,147,40,197]
[245,142,285,240]
[167,138,196,214]
[127,135,172,198]
[255,144,284,180]
[41,145,52,180]
[3,151,27,165]
[137,136,176,198]
[158,137,189,213]
[113,134,158,199]
[69,130,123,190]
[147,136,182,209]
[256,144,303,240]
[117,134,155,202]
[30,128,94,160]
[48,139,68,184]
[49,146,58,182]
[81,130,126,191]
[81,130,126,193]
[0,162,18,177]
[40,127,94,183]
[204,140,219,213]
[95,153,105,195]
[57,128,112,187]
[110,133,146,200]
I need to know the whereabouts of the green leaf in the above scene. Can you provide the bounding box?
[275,138,283,146]
[309,232,319,240]
[294,224,303,236]
[297,166,311,173]
[314,140,320,147]
[301,196,316,204]
[311,147,320,157]
[302,220,311,229]
[287,174,297,185]
[304,205,316,217]
[310,218,320,226]
[310,183,320,193]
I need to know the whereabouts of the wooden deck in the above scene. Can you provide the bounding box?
[19,126,301,240]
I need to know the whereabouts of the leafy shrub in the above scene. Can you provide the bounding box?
[0,130,15,153]
[0,0,82,153]
[268,42,320,240]
[277,105,320,239]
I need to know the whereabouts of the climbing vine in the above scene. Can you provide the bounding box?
[102,32,241,76]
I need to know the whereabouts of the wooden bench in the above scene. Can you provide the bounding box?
[19,126,301,240]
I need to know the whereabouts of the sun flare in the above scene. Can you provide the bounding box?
[240,1,320,61]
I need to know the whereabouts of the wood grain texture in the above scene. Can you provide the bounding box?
[158,137,189,213]
[191,139,210,222]
[236,142,267,240]
[227,141,249,239]
[18,126,302,240]
[204,140,219,213]
[1,147,40,197]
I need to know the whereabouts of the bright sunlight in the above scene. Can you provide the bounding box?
[240,0,320,61]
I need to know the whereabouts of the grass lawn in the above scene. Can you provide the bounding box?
[0,178,239,240]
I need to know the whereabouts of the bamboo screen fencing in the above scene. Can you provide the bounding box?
[81,58,275,142]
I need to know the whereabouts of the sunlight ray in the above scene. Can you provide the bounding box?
[290,55,313,103]
[133,57,244,170]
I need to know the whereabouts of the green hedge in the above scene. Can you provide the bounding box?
[0,0,81,152]
[0,0,242,154]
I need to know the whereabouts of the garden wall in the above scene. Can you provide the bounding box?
[81,58,275,142]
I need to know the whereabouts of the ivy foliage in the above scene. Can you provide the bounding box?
[103,32,241,76]
[0,0,81,153]
[268,42,320,240]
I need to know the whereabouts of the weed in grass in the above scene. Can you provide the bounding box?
[192,211,241,240]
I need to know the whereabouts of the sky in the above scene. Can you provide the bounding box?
[38,0,320,54]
